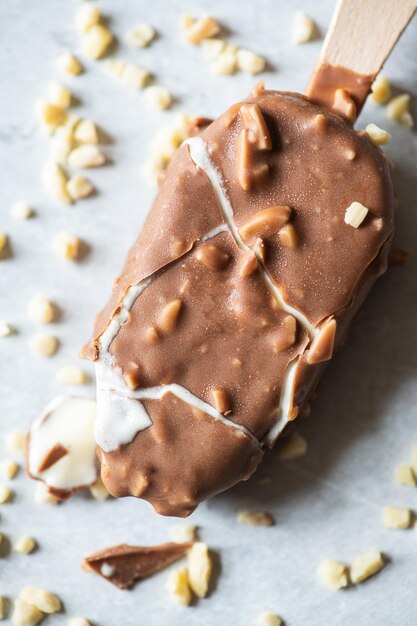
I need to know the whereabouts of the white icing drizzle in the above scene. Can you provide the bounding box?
[263,357,299,446]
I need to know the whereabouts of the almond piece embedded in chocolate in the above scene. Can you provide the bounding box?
[239,250,258,277]
[157,299,183,334]
[37,443,68,473]
[240,206,292,242]
[82,542,192,589]
[240,103,272,150]
[279,224,298,248]
[212,388,232,414]
[333,88,356,123]
[307,318,337,364]
[195,243,230,271]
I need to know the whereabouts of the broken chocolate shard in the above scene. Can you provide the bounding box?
[82,541,192,589]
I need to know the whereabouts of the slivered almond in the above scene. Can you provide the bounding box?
[212,388,232,414]
[307,318,336,364]
[272,315,297,352]
[195,243,229,271]
[145,325,159,344]
[279,223,298,248]
[239,250,258,277]
[237,129,252,191]
[37,443,68,472]
[240,206,292,242]
[333,88,356,123]
[157,299,183,334]
[240,103,272,150]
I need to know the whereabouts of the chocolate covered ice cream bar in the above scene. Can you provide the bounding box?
[83,85,394,516]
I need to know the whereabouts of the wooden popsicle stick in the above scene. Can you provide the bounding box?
[306,0,417,120]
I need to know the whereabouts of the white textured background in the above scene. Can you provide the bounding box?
[1,1,417,624]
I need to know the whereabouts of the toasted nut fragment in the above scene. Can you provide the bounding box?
[237,511,275,526]
[0,483,12,503]
[29,333,59,357]
[333,88,356,123]
[36,100,68,132]
[277,432,307,460]
[371,75,391,104]
[68,619,92,626]
[121,64,151,89]
[279,223,298,248]
[272,315,297,353]
[157,299,183,334]
[212,388,232,414]
[201,38,226,60]
[181,14,194,29]
[50,126,74,163]
[104,59,126,78]
[67,145,106,168]
[365,123,391,146]
[240,206,291,242]
[187,542,212,598]
[20,587,60,614]
[74,120,99,144]
[34,482,59,505]
[145,325,159,344]
[0,233,11,259]
[37,443,68,472]
[0,596,5,620]
[185,15,221,45]
[350,549,384,584]
[386,94,413,127]
[307,318,336,364]
[0,320,14,337]
[240,103,272,150]
[76,3,100,33]
[27,295,56,324]
[42,162,71,204]
[344,201,369,228]
[5,432,26,455]
[212,49,238,76]
[167,568,192,606]
[383,505,412,529]
[237,49,266,75]
[170,525,197,544]
[239,250,258,277]
[317,559,349,590]
[1,459,19,479]
[14,536,36,554]
[144,86,172,110]
[10,201,33,220]
[411,444,417,474]
[126,24,156,48]
[11,599,43,626]
[195,243,229,271]
[56,365,89,385]
[257,612,283,626]
[67,175,94,200]
[394,464,416,486]
[53,231,81,261]
[89,477,110,501]
[47,82,72,109]
[292,10,317,44]
[57,52,83,75]
[82,24,113,59]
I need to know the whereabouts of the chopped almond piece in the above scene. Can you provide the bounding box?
[350,549,384,584]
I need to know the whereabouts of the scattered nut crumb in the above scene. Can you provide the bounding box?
[50,126,74,163]
[167,568,192,606]
[82,24,113,60]
[11,599,43,626]
[126,24,156,48]
[344,201,369,228]
[212,49,237,76]
[89,477,110,501]
[170,525,197,544]
[317,559,349,590]
[28,295,56,324]
[371,75,391,104]
[394,463,416,486]
[57,52,83,75]
[386,94,414,128]
[121,64,151,89]
[257,612,283,626]
[67,175,95,200]
[184,15,221,45]
[5,432,26,456]
[365,123,391,145]
[0,483,12,503]
[67,144,106,168]
[56,365,89,385]
[14,536,36,554]
[47,82,72,109]
[29,333,59,357]
[36,100,68,133]
[201,38,226,60]
[0,596,5,620]
[1,459,19,480]
[75,2,100,33]
[10,201,33,220]
[144,85,172,110]
[0,321,14,337]
[187,542,212,598]
[34,482,59,505]
[74,119,99,144]
[42,161,72,204]
[68,619,92,626]
[104,59,125,78]
[350,549,385,584]
[236,49,265,75]
[292,11,317,44]
[19,588,60,615]
[277,432,307,460]
[0,232,11,259]
[237,511,275,526]
[383,505,412,529]
[53,231,81,261]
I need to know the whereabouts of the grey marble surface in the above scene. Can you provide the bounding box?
[1,1,417,624]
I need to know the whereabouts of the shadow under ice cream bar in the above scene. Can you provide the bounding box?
[82,0,417,516]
